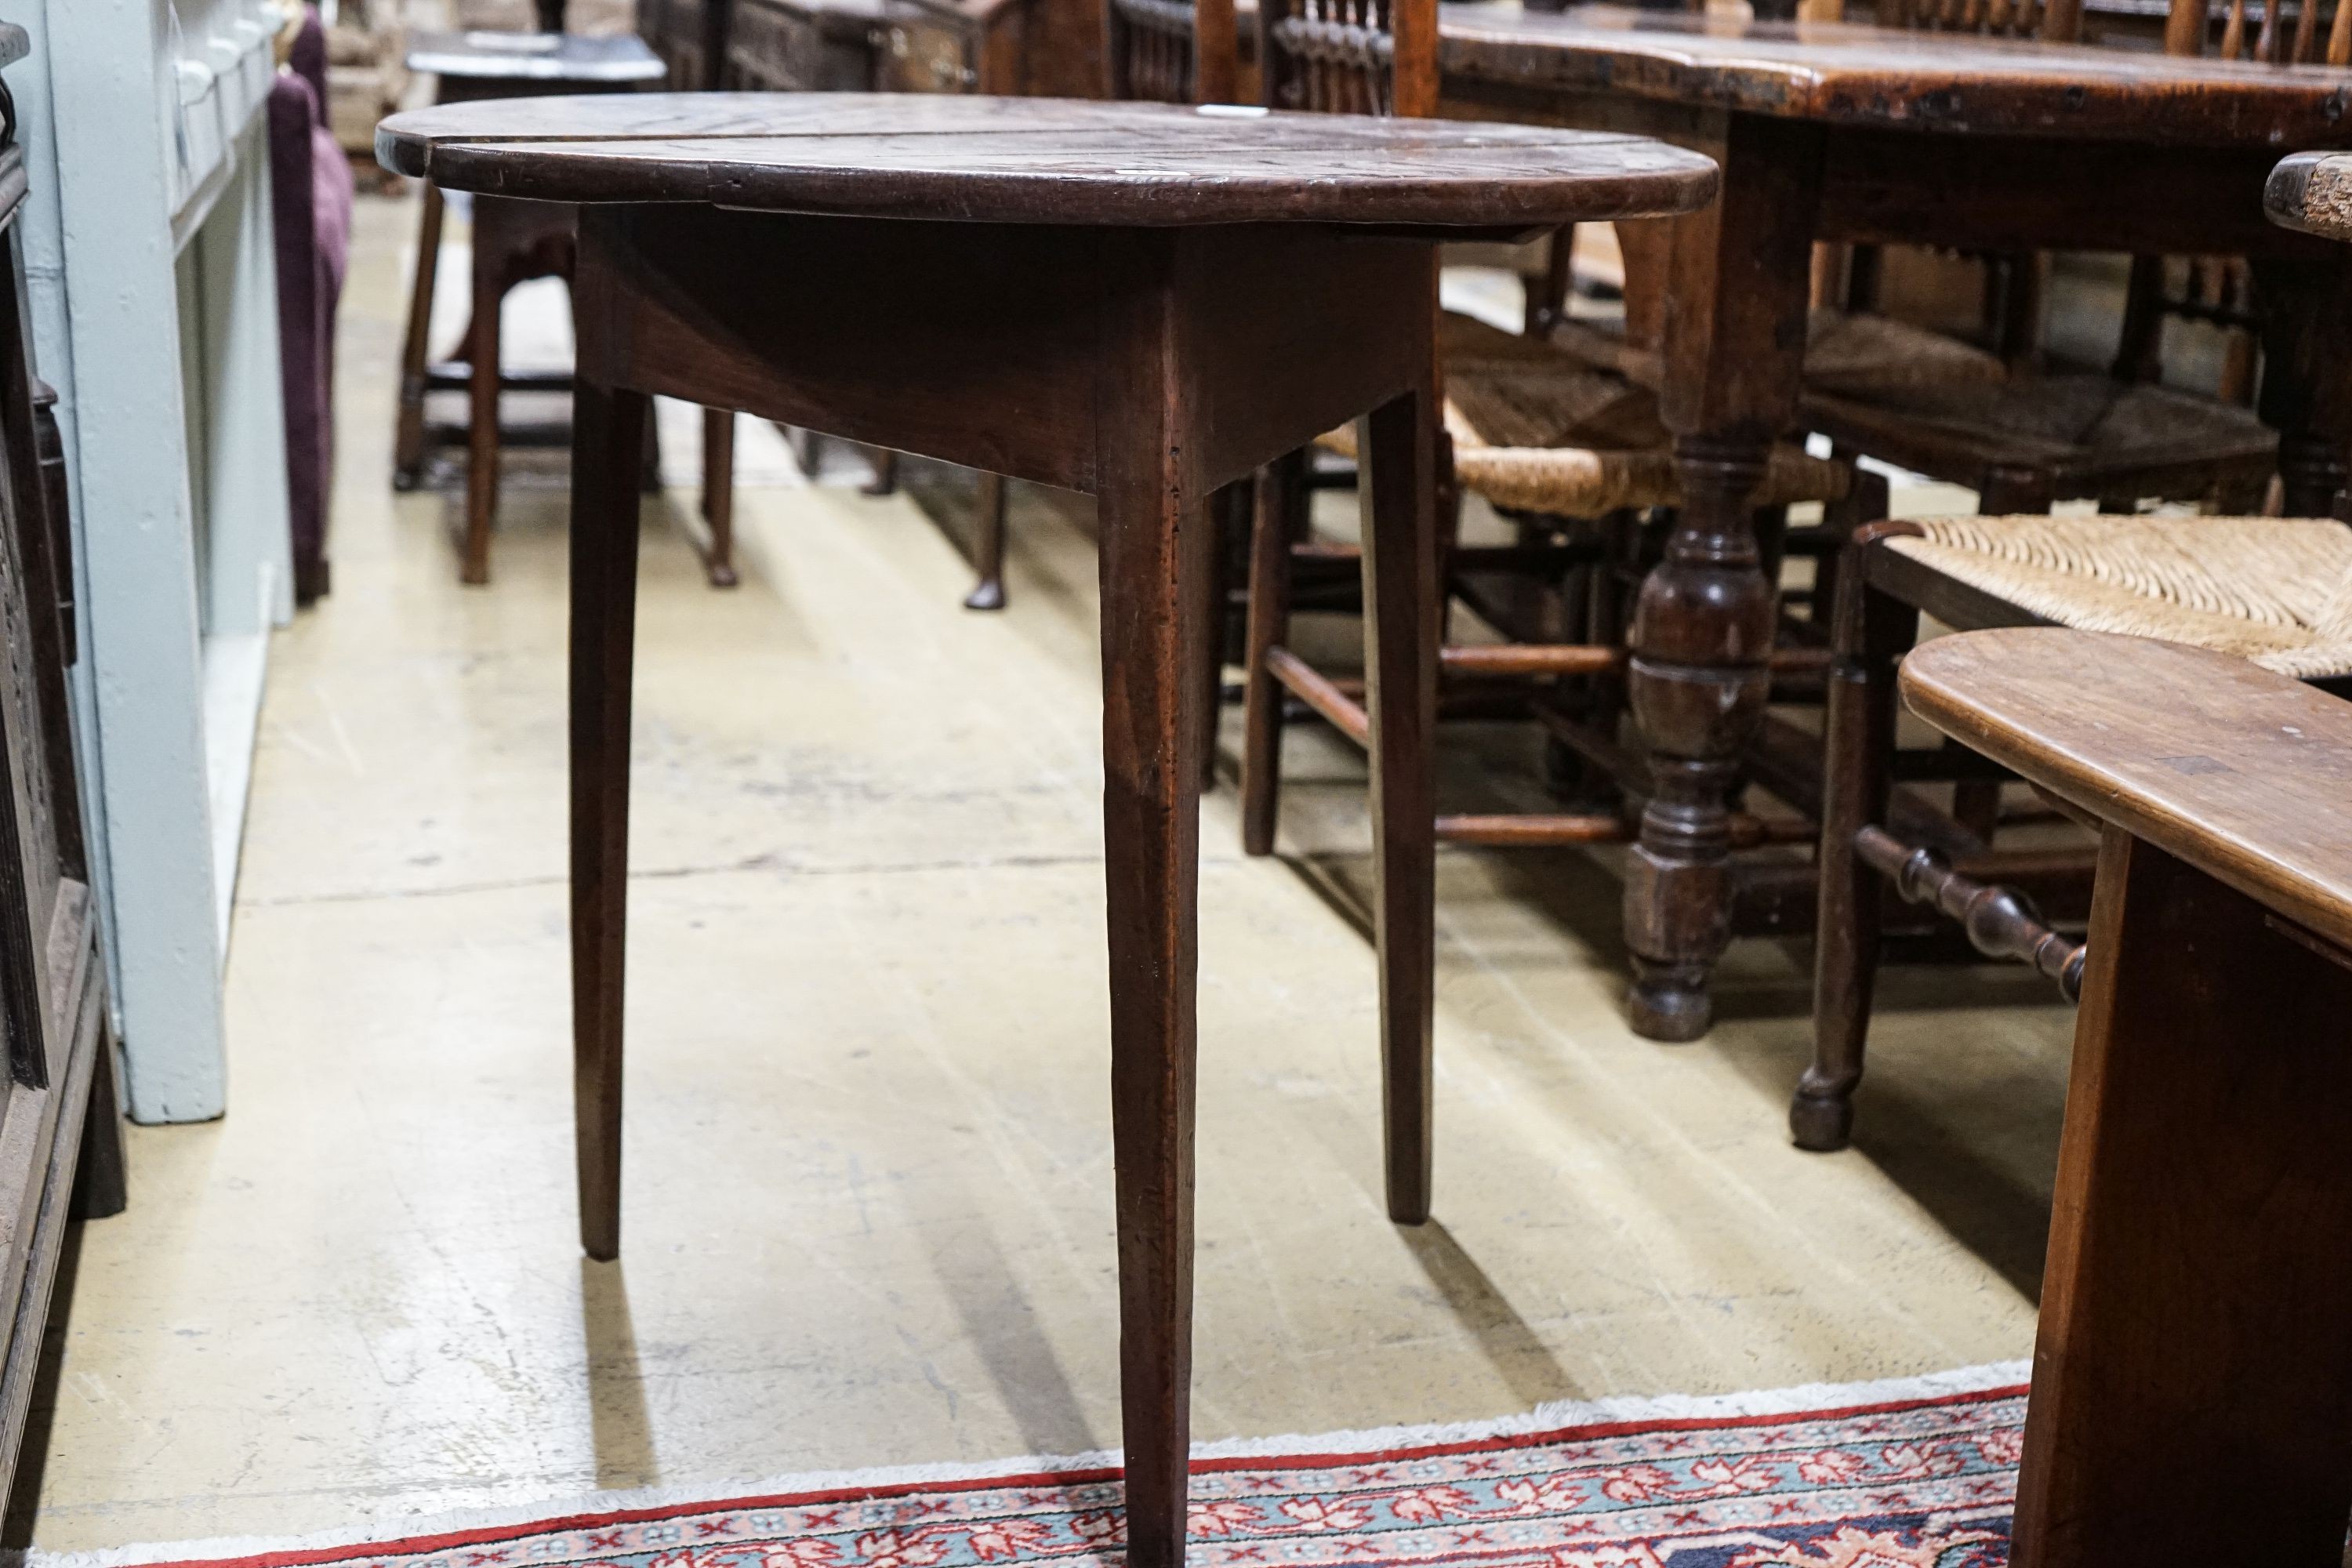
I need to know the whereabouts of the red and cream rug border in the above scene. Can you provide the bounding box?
[28,1359,2031,1568]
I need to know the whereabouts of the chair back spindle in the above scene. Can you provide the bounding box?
[1259,0,1438,117]
[1105,0,1239,101]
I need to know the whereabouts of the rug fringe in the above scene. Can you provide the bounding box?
[16,1359,2028,1568]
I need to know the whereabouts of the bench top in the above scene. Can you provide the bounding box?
[1901,629,2352,952]
[375,93,1720,229]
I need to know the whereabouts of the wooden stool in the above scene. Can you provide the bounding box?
[377,90,1714,1568]
[1899,628,2352,1563]
[391,32,749,586]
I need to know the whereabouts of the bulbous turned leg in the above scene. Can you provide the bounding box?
[1623,442,1777,1043]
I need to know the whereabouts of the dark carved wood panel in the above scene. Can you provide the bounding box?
[0,51,125,1515]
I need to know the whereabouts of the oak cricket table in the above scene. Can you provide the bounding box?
[1434,4,2352,1040]
[374,91,1718,1568]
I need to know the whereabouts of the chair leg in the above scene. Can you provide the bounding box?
[862,448,900,497]
[1360,385,1439,1227]
[699,408,739,588]
[1979,464,2056,517]
[462,229,503,586]
[1795,536,1917,1152]
[1196,481,1243,789]
[965,470,1008,610]
[394,182,445,492]
[1240,449,1302,856]
[568,379,650,1262]
[1950,771,2002,844]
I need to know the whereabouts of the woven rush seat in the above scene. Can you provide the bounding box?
[1889,514,2352,677]
[1807,372,2278,506]
[1323,312,1850,514]
[1552,307,2009,397]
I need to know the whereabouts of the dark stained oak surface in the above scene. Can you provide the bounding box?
[1900,628,2352,953]
[2267,151,2352,242]
[375,93,1722,227]
[405,29,668,82]
[1441,4,2352,144]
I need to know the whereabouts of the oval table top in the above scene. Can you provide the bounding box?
[375,93,1720,229]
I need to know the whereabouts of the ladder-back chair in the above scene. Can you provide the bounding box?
[1792,148,2352,1152]
[1106,0,1239,100]
[1797,0,2335,527]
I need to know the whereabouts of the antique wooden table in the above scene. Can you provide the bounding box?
[1900,627,2352,1563]
[375,92,1716,1568]
[1436,3,2352,1040]
[390,31,666,583]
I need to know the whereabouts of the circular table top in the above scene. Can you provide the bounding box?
[376,93,1719,229]
[405,30,666,83]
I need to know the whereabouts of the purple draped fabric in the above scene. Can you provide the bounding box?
[270,5,355,604]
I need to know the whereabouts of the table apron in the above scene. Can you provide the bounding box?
[569,206,1436,497]
[1443,82,2350,258]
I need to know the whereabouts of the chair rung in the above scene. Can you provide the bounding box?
[1265,646,1369,746]
[1436,813,1624,846]
[1443,645,1621,677]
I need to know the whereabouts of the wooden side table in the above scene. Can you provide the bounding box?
[389,31,669,585]
[377,90,1715,1568]
[1900,627,2352,1563]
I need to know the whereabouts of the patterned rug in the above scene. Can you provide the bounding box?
[40,1364,2027,1568]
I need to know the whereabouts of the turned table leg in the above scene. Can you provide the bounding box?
[2013,826,2352,1563]
[1093,250,1208,1568]
[1626,114,1824,1040]
[568,378,649,1264]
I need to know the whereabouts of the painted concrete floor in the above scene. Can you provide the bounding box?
[18,191,2068,1552]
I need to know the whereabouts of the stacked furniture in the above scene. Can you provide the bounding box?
[1237,0,1864,1219]
[0,18,127,1507]
[391,24,746,586]
[1421,5,2352,1040]
[1794,146,2352,1149]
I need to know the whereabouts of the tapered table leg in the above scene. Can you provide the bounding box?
[1093,252,1206,1568]
[2013,827,2352,1563]
[568,378,649,1264]
[1359,381,1438,1226]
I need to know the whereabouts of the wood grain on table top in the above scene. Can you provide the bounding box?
[1900,628,2352,953]
[405,29,667,81]
[376,93,1721,227]
[1440,3,2352,143]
